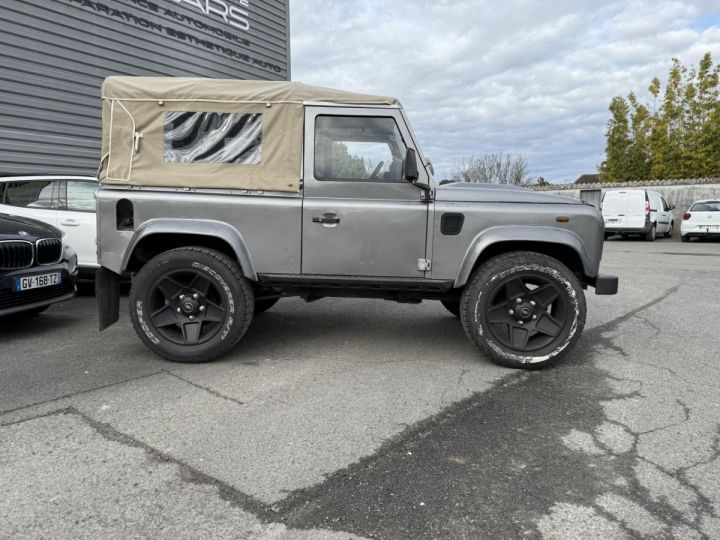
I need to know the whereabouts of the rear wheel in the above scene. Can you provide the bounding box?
[645,224,657,241]
[681,235,690,243]
[129,247,253,363]
[460,251,586,369]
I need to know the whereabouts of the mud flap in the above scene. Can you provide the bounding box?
[96,267,122,330]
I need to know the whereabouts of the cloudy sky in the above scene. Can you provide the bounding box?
[289,1,720,183]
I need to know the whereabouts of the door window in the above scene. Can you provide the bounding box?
[2,181,58,208]
[65,181,98,213]
[314,116,407,182]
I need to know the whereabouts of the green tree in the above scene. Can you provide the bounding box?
[600,52,720,181]
[627,92,651,179]
[599,96,632,181]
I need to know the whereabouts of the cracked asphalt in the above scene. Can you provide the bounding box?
[1,240,719,539]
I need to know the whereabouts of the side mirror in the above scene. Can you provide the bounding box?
[671,204,676,210]
[404,148,419,182]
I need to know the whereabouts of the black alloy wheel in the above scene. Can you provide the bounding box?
[129,247,253,363]
[147,270,227,346]
[483,274,569,354]
[460,251,586,369]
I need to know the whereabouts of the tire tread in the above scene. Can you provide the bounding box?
[459,251,586,369]
[129,246,254,363]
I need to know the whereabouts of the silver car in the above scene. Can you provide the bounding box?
[95,77,618,369]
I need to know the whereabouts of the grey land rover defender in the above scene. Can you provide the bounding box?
[95,77,617,369]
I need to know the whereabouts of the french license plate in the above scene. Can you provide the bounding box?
[704,225,719,231]
[14,273,61,292]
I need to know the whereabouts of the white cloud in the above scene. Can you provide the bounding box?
[290,1,720,182]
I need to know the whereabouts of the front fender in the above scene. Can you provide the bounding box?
[454,226,593,287]
[122,218,257,280]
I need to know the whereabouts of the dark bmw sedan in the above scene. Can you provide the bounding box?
[0,213,78,317]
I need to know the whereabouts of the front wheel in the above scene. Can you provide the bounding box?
[460,251,586,369]
[129,247,254,363]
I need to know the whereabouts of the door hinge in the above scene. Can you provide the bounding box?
[417,258,431,271]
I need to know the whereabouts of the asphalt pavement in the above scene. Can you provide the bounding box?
[1,239,719,539]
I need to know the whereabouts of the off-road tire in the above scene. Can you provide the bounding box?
[645,224,657,241]
[254,298,279,316]
[459,251,586,370]
[441,300,461,317]
[129,247,253,363]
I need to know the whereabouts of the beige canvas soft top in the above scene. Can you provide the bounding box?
[100,77,400,192]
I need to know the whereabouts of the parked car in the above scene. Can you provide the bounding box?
[681,200,720,242]
[0,212,78,317]
[0,176,98,277]
[95,77,617,370]
[602,189,675,241]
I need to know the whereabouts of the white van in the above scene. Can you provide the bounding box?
[601,189,675,241]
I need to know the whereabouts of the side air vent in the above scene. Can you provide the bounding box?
[441,213,465,236]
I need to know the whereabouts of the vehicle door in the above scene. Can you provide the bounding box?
[657,195,672,234]
[57,180,98,267]
[624,191,646,229]
[601,192,625,228]
[302,107,429,278]
[0,179,60,229]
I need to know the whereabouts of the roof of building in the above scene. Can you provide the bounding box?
[574,174,600,184]
[102,77,399,107]
[533,177,720,191]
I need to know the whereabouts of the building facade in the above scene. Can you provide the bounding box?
[0,0,290,175]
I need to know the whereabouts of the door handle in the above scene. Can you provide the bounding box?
[61,220,79,227]
[312,214,340,225]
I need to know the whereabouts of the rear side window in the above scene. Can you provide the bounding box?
[163,112,262,165]
[65,181,98,213]
[2,181,58,208]
[690,201,720,212]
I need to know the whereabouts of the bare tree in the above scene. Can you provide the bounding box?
[449,153,529,185]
